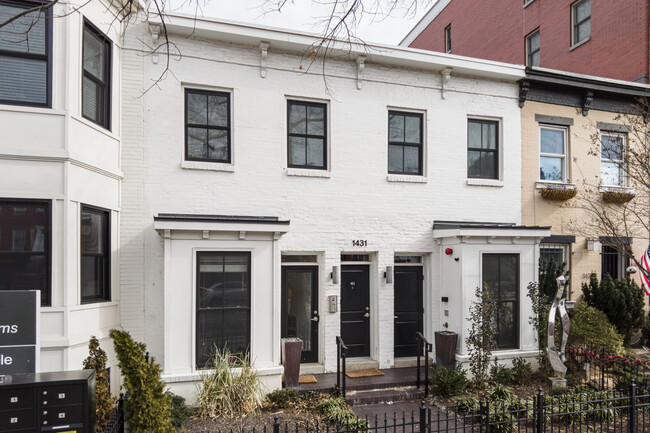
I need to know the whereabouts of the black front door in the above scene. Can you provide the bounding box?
[282,266,319,363]
[341,265,370,357]
[394,266,423,357]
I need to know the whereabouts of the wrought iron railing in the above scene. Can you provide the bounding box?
[415,331,432,397]
[102,393,125,433]
[336,335,348,397]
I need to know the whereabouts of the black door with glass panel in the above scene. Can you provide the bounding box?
[196,252,251,368]
[482,254,519,349]
[281,266,319,363]
[341,265,370,357]
[394,266,423,357]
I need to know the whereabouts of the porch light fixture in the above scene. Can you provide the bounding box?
[384,266,393,284]
[331,265,339,284]
[586,238,600,251]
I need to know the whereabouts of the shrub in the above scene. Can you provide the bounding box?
[110,329,174,433]
[642,313,650,344]
[82,336,115,432]
[430,365,468,397]
[452,396,479,414]
[166,391,192,429]
[318,396,367,430]
[569,302,623,354]
[266,388,299,408]
[466,284,497,383]
[490,359,513,383]
[487,384,516,403]
[511,357,533,384]
[196,347,262,418]
[582,273,645,344]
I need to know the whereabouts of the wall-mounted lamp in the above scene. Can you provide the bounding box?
[586,238,601,252]
[445,248,453,256]
[627,266,638,274]
[384,266,393,284]
[331,265,340,284]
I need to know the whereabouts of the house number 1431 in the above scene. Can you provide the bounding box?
[352,240,367,247]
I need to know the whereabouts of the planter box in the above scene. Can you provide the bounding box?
[281,338,302,388]
[434,331,458,368]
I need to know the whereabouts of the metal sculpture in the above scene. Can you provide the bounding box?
[547,275,570,378]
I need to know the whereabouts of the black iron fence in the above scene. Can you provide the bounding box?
[102,393,125,433]
[193,383,650,433]
[566,346,650,390]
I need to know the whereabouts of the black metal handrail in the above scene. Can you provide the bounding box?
[336,335,348,397]
[415,332,433,397]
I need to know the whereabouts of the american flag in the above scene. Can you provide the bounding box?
[640,244,650,296]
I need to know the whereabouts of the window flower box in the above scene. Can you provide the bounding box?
[600,187,635,204]
[536,182,577,201]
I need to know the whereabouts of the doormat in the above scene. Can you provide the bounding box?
[299,375,318,384]
[345,368,384,378]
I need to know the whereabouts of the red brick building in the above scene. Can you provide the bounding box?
[401,0,649,83]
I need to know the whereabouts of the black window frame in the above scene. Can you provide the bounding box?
[526,29,540,67]
[287,100,328,170]
[572,0,591,46]
[82,18,112,130]
[184,88,232,164]
[444,24,452,53]
[80,204,110,304]
[0,0,53,107]
[0,198,51,306]
[388,110,424,176]
[601,244,629,281]
[195,251,251,369]
[483,253,520,350]
[467,118,499,180]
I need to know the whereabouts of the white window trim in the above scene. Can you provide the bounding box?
[467,115,503,181]
[285,95,331,172]
[387,107,428,177]
[444,24,452,53]
[181,84,235,169]
[539,125,568,183]
[600,131,627,188]
[525,29,540,67]
[571,0,591,47]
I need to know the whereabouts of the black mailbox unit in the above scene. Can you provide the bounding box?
[0,369,96,433]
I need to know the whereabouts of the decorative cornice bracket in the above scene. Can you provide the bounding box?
[582,91,593,116]
[441,68,452,99]
[519,80,530,108]
[259,42,269,78]
[356,55,366,90]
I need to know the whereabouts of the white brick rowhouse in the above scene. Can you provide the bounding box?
[119,14,548,400]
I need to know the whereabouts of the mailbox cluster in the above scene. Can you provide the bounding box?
[0,370,95,433]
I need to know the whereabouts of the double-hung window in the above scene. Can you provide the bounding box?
[0,199,51,306]
[539,125,567,182]
[0,0,52,106]
[185,89,231,163]
[82,20,111,129]
[467,119,499,179]
[483,254,519,349]
[287,100,327,169]
[444,25,452,53]
[80,206,110,303]
[572,0,591,45]
[388,111,423,175]
[600,132,626,187]
[526,30,540,67]
[196,252,251,368]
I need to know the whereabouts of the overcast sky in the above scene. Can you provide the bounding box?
[166,0,435,45]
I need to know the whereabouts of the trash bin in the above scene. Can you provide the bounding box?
[434,331,458,368]
[282,338,302,388]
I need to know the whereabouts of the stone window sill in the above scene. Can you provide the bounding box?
[570,38,590,51]
[285,168,331,178]
[466,178,503,187]
[181,160,235,172]
[387,174,427,183]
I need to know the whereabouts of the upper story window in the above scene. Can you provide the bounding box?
[287,100,327,170]
[526,29,540,67]
[388,111,423,175]
[444,25,452,53]
[0,199,51,306]
[572,0,591,45]
[82,20,111,129]
[0,0,52,107]
[600,132,626,187]
[467,119,499,180]
[81,205,110,304]
[185,89,231,163]
[539,125,567,182]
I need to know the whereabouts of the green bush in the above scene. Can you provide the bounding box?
[82,336,115,432]
[582,273,645,344]
[266,388,299,408]
[430,365,468,397]
[110,329,174,433]
[318,396,367,430]
[490,359,514,383]
[511,357,533,384]
[166,391,192,429]
[642,313,650,344]
[452,396,479,414]
[196,347,262,418]
[569,302,624,353]
[488,384,516,403]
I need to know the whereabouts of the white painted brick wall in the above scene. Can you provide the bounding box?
[120,19,524,375]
